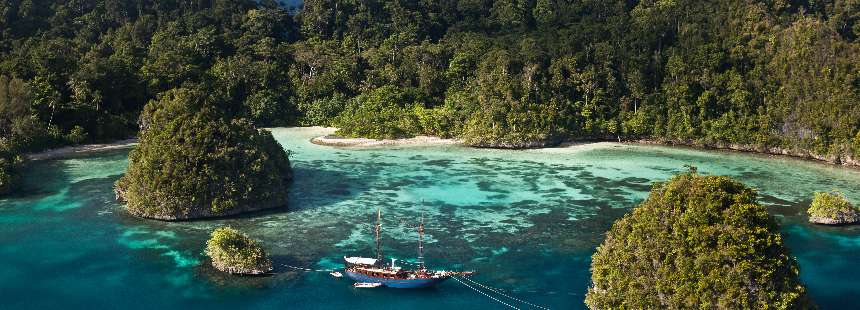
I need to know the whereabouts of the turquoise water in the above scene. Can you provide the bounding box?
[1,127,859,309]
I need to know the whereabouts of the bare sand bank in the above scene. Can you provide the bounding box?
[311,133,459,147]
[26,139,138,161]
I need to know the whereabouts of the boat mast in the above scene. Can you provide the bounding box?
[375,208,383,261]
[418,215,425,270]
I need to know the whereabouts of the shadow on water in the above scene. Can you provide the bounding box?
[269,254,332,274]
[6,160,74,199]
[4,148,130,202]
[288,164,379,211]
[94,160,380,224]
[66,174,123,202]
[758,194,810,219]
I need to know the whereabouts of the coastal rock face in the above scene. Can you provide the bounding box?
[461,125,564,149]
[311,134,459,147]
[638,138,860,168]
[206,227,273,275]
[465,137,563,149]
[461,126,564,149]
[808,192,860,225]
[809,213,860,225]
[114,88,293,220]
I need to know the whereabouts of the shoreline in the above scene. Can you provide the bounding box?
[26,138,138,161]
[634,139,860,169]
[310,134,460,147]
[309,129,859,169]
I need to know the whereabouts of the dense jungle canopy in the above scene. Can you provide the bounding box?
[1,0,859,194]
[586,172,810,309]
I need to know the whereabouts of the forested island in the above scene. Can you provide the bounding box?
[1,2,859,307]
[808,191,860,225]
[587,172,810,308]
[2,0,860,196]
[206,226,273,275]
[114,88,293,220]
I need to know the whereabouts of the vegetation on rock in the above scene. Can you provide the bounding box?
[0,76,32,194]
[1,1,860,194]
[807,191,860,225]
[115,88,292,220]
[0,150,19,195]
[205,227,273,275]
[333,86,423,139]
[585,172,809,309]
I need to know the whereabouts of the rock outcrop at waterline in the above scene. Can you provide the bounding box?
[114,88,293,220]
[810,213,860,225]
[808,191,860,225]
[464,137,563,149]
[311,134,460,147]
[206,227,273,275]
[637,138,860,168]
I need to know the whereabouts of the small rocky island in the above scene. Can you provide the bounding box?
[586,172,810,308]
[114,88,293,220]
[205,227,273,275]
[807,191,860,225]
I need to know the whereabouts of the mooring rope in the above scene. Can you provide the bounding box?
[284,260,550,309]
[400,260,551,310]
[461,276,551,310]
[452,276,520,310]
[281,264,336,272]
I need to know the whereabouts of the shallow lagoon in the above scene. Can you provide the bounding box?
[1,127,858,309]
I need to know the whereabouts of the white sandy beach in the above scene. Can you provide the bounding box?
[309,129,460,147]
[26,138,138,161]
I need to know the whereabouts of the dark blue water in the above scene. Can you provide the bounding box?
[0,127,858,309]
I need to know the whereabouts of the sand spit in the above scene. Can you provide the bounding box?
[311,135,460,147]
[27,139,138,161]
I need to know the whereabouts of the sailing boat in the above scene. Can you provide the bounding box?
[344,209,473,288]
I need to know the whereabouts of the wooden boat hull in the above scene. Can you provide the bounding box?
[345,271,450,288]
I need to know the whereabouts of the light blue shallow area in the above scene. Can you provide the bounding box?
[1,127,858,309]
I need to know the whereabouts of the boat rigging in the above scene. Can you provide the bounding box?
[343,208,474,288]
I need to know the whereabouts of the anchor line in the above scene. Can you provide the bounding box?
[460,276,551,310]
[452,276,520,310]
[400,260,551,310]
[281,264,335,273]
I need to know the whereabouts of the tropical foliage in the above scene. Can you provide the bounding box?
[0,149,19,195]
[807,191,859,224]
[205,226,273,275]
[1,1,859,194]
[115,88,292,220]
[585,172,810,309]
[333,86,422,139]
[0,1,297,195]
[0,74,62,194]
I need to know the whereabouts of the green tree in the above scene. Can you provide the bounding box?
[0,75,35,195]
[333,85,422,139]
[0,75,33,143]
[140,23,217,93]
[460,49,564,147]
[586,172,810,309]
[807,191,859,225]
[0,145,22,195]
[115,87,293,220]
[205,226,273,275]
[2,0,860,187]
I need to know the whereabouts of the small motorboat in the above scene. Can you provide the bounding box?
[330,271,343,278]
[353,282,383,288]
